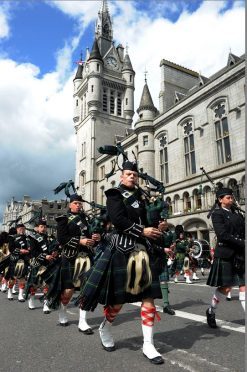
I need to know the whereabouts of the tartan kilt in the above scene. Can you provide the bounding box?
[173,253,185,272]
[5,258,29,280]
[159,257,169,282]
[99,249,163,306]
[207,257,245,287]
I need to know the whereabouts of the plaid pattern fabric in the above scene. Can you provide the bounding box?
[78,243,164,311]
[159,259,169,282]
[207,257,245,287]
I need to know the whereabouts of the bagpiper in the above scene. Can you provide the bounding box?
[5,224,30,302]
[44,193,101,333]
[25,219,59,314]
[79,161,165,364]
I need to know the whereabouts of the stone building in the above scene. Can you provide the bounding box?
[2,196,67,236]
[73,1,245,244]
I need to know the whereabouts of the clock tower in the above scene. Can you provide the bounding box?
[73,0,135,206]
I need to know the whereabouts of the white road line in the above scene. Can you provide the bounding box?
[131,302,245,334]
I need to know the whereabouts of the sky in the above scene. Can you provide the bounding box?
[0,0,245,224]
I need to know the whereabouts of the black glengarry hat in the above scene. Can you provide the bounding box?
[16,223,25,228]
[36,219,47,226]
[122,161,138,172]
[69,193,83,202]
[216,188,233,199]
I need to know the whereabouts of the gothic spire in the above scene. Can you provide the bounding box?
[137,81,157,114]
[88,38,103,61]
[95,0,113,41]
[122,51,134,71]
[73,53,83,81]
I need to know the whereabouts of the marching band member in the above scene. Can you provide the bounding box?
[206,188,245,328]
[26,220,58,313]
[80,161,164,364]
[5,224,30,302]
[44,194,100,332]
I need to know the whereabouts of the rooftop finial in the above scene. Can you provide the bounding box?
[144,68,148,83]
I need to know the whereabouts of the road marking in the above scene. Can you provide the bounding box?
[131,302,245,334]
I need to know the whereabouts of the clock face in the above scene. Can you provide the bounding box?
[106,56,118,69]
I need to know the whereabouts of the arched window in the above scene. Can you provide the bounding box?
[228,178,240,202]
[183,192,191,212]
[193,189,202,210]
[166,196,172,215]
[174,194,180,213]
[213,100,231,164]
[182,119,196,176]
[158,133,169,184]
[204,186,212,209]
[100,186,105,205]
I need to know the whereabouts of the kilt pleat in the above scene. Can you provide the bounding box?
[78,244,163,311]
[207,257,245,287]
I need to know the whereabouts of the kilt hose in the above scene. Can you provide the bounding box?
[78,244,164,311]
[207,257,245,287]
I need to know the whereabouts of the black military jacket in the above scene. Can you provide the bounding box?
[56,211,89,248]
[212,207,245,259]
[8,234,30,262]
[105,185,146,238]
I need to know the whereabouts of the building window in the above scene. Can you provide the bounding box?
[83,94,87,118]
[76,99,79,107]
[130,75,132,82]
[100,166,105,179]
[183,121,196,176]
[143,135,148,146]
[110,90,115,114]
[91,85,94,92]
[58,205,61,210]
[193,189,202,210]
[214,102,231,164]
[160,148,169,184]
[135,145,139,160]
[100,186,105,205]
[50,204,54,209]
[126,98,128,105]
[81,142,86,158]
[97,63,99,72]
[117,93,122,116]
[174,194,180,213]
[79,171,86,192]
[183,192,191,212]
[103,89,107,112]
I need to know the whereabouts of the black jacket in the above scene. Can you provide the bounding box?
[212,207,245,259]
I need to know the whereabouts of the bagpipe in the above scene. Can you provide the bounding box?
[200,167,245,219]
[98,143,169,227]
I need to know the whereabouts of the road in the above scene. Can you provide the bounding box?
[0,272,245,372]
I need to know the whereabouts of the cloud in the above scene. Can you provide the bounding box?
[112,0,245,110]
[0,3,10,39]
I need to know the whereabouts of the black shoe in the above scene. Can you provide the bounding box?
[43,310,51,314]
[18,299,25,303]
[226,297,231,301]
[59,322,69,327]
[163,305,175,315]
[78,327,94,335]
[206,309,217,328]
[143,353,164,365]
[101,343,116,352]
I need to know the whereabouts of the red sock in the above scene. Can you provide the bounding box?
[104,305,121,323]
[141,305,160,326]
